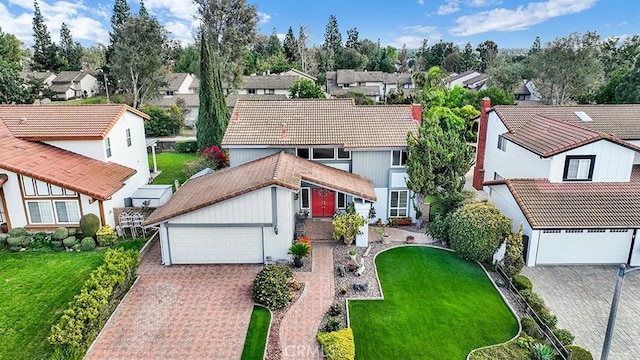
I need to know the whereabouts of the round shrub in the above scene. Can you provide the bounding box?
[521,289,546,312]
[553,328,575,345]
[512,274,533,291]
[67,228,77,236]
[80,237,96,251]
[538,307,558,328]
[427,212,452,243]
[252,265,294,309]
[52,227,69,241]
[79,214,100,238]
[7,236,29,248]
[566,345,593,360]
[8,227,27,237]
[96,225,117,246]
[503,226,524,277]
[62,236,77,248]
[448,202,512,262]
[520,317,541,339]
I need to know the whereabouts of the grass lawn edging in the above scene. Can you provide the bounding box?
[241,303,273,360]
[83,230,159,357]
[345,244,520,358]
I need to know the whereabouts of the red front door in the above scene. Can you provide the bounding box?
[311,189,335,217]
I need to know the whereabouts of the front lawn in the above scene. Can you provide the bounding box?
[148,152,198,185]
[241,305,271,360]
[348,247,518,359]
[0,251,105,359]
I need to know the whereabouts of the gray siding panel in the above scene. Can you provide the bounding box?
[352,151,390,187]
[228,148,293,166]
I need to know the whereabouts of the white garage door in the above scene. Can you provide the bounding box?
[536,229,632,265]
[168,226,263,264]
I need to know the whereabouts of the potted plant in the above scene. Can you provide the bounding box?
[339,284,347,295]
[288,240,311,268]
[349,249,357,260]
[296,209,309,221]
[406,235,415,244]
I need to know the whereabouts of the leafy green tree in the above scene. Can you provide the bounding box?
[461,42,479,71]
[323,14,342,69]
[196,30,229,150]
[529,32,603,104]
[283,26,298,64]
[448,202,512,262]
[0,28,31,104]
[289,78,324,98]
[397,44,409,73]
[613,59,640,103]
[476,40,498,72]
[31,0,62,71]
[443,52,463,73]
[110,14,170,108]
[25,75,55,104]
[406,113,475,225]
[194,0,257,88]
[297,24,309,72]
[345,27,360,50]
[503,225,525,277]
[486,55,524,94]
[463,86,515,109]
[266,28,282,57]
[138,0,148,17]
[58,23,83,71]
[340,47,367,71]
[172,44,200,76]
[529,36,541,55]
[141,104,182,136]
[0,27,23,64]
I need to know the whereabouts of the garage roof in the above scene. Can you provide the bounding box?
[144,151,377,225]
[485,166,640,228]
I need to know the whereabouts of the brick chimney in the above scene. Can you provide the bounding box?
[472,97,491,190]
[411,104,422,122]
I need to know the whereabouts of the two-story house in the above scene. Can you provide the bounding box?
[143,98,420,265]
[50,71,98,100]
[473,99,640,266]
[446,70,488,90]
[0,105,150,233]
[325,70,416,102]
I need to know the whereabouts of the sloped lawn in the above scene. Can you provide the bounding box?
[349,247,518,359]
[148,152,198,186]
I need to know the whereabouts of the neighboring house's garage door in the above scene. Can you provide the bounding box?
[535,229,632,265]
[168,226,263,264]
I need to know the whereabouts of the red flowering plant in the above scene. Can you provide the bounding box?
[201,145,227,169]
[296,236,312,254]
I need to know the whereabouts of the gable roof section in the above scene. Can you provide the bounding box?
[0,120,135,200]
[241,75,298,90]
[143,151,377,225]
[0,104,149,140]
[222,99,419,149]
[488,167,640,228]
[52,71,89,83]
[225,93,288,108]
[502,114,640,157]
[160,73,191,92]
[494,105,640,139]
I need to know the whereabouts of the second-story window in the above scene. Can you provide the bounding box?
[266,89,275,95]
[337,148,351,159]
[105,137,112,158]
[392,150,408,167]
[248,89,256,94]
[563,155,595,181]
[296,148,310,159]
[312,148,335,159]
[126,128,132,147]
[497,135,507,151]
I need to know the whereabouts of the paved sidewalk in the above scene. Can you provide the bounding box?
[522,265,640,359]
[86,241,261,359]
[280,243,335,359]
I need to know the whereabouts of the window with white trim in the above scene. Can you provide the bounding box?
[389,190,409,217]
[266,89,275,95]
[26,200,81,224]
[312,148,335,159]
[337,193,346,209]
[391,150,408,167]
[54,201,81,223]
[563,155,595,181]
[337,148,351,159]
[21,177,76,198]
[247,89,256,94]
[27,201,55,224]
[105,137,112,158]
[296,148,310,159]
[497,135,506,151]
[300,188,310,209]
[126,128,132,147]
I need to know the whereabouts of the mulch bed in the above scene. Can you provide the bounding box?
[265,282,305,360]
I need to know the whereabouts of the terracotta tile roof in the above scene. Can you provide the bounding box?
[222,99,419,149]
[502,114,640,157]
[0,119,135,200]
[0,104,149,140]
[225,93,288,108]
[144,152,377,225]
[487,167,640,228]
[493,104,640,139]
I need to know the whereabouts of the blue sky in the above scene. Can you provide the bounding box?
[1,0,638,49]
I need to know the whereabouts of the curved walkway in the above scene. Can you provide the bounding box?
[280,242,335,359]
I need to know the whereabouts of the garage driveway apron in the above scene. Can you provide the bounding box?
[522,265,640,359]
[85,241,262,359]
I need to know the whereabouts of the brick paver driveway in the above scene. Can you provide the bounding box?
[86,240,261,359]
[522,266,640,359]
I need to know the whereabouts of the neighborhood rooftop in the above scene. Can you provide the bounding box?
[494,104,640,139]
[486,166,640,228]
[222,98,420,149]
[144,151,377,225]
[0,104,149,140]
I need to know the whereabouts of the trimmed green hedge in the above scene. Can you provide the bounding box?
[566,345,593,360]
[512,274,533,291]
[317,328,355,360]
[252,265,294,309]
[48,249,139,352]
[175,140,198,153]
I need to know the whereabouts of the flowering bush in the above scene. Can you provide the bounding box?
[297,236,312,253]
[201,145,227,169]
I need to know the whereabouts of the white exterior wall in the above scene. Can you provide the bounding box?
[1,172,27,227]
[79,75,97,97]
[371,188,389,223]
[263,188,294,262]
[483,112,551,189]
[44,139,106,161]
[547,140,634,182]
[177,74,193,94]
[488,184,531,235]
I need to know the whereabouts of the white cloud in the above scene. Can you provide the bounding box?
[466,0,501,7]
[0,4,33,43]
[389,35,427,49]
[390,25,442,48]
[450,0,596,36]
[417,0,425,4]
[145,0,195,21]
[165,21,196,44]
[258,11,271,25]
[437,0,460,15]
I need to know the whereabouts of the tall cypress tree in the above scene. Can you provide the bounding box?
[283,26,297,64]
[197,29,229,150]
[106,0,130,74]
[31,0,58,71]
